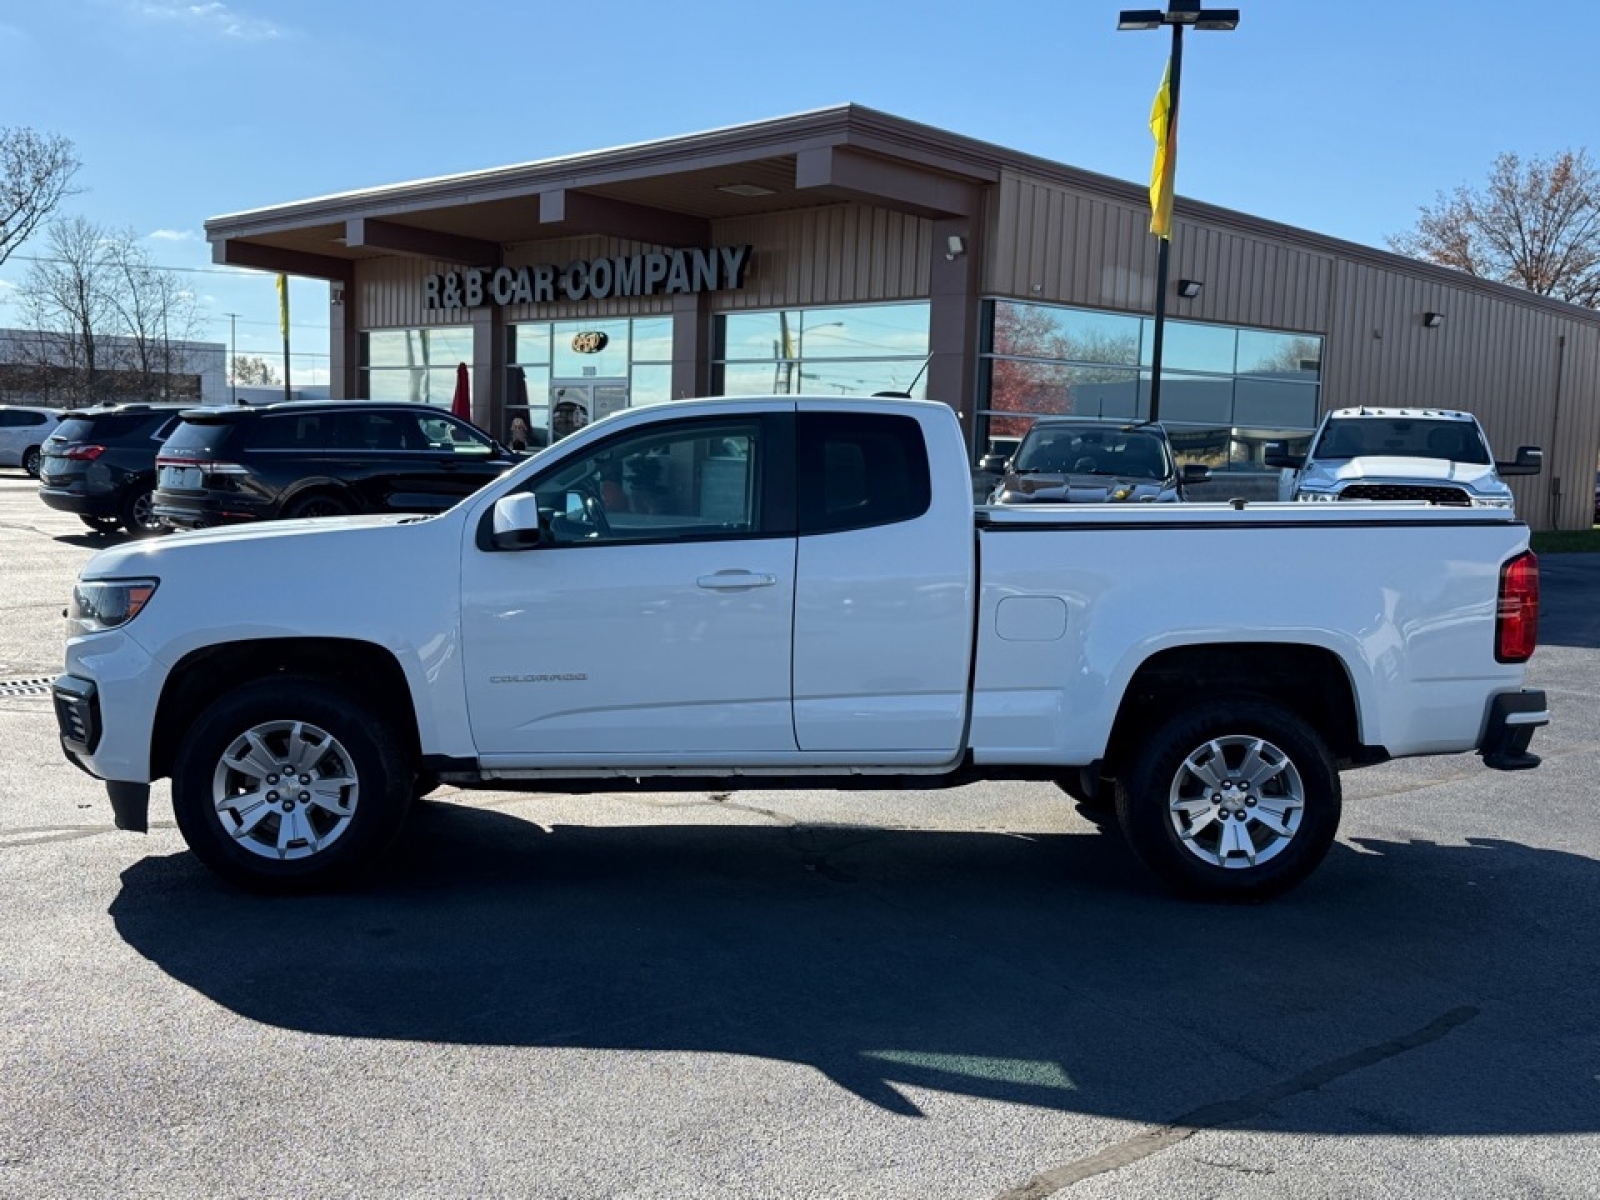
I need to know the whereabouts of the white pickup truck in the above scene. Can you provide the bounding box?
[1268,407,1543,508]
[53,396,1548,901]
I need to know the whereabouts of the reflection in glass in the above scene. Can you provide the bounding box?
[1142,319,1236,373]
[507,324,552,366]
[629,364,673,407]
[631,318,674,362]
[992,301,1140,366]
[1237,330,1322,378]
[363,327,473,370]
[714,304,932,398]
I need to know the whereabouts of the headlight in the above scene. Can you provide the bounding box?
[1294,490,1339,502]
[70,578,158,631]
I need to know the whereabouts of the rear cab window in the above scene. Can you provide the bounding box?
[797,412,931,534]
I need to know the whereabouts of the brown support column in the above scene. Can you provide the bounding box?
[928,216,982,452]
[671,291,711,400]
[472,304,503,433]
[328,280,359,399]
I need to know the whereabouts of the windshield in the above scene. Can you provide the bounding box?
[1313,418,1491,465]
[1012,426,1171,480]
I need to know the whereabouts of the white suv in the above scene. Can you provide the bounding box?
[1269,408,1541,510]
[0,405,65,478]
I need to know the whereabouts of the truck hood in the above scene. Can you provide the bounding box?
[1301,456,1503,493]
[996,471,1176,504]
[81,513,426,578]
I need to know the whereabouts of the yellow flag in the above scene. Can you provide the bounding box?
[275,273,289,339]
[1148,61,1177,239]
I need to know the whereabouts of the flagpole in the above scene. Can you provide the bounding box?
[276,273,292,403]
[1148,22,1183,424]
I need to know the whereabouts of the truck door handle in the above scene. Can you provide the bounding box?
[697,571,777,591]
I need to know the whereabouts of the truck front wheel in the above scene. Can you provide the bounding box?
[1115,698,1340,901]
[171,678,413,891]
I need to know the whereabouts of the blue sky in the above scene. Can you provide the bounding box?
[0,0,1587,385]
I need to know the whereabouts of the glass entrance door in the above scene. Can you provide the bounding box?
[549,378,629,443]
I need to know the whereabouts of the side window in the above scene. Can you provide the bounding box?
[528,420,764,545]
[421,414,493,454]
[251,415,321,450]
[797,412,931,534]
[0,412,19,427]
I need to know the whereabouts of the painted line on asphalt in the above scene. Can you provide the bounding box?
[994,1005,1479,1200]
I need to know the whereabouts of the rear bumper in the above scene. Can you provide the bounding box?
[38,485,119,519]
[1479,689,1548,770]
[151,492,261,529]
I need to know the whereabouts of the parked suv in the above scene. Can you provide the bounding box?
[37,404,188,535]
[0,405,65,478]
[983,418,1209,504]
[152,400,522,529]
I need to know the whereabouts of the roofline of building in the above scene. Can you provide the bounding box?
[205,103,1600,329]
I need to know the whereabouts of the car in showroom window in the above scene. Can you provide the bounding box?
[153,400,522,530]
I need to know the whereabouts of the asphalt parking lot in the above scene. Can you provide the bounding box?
[2,467,1598,1199]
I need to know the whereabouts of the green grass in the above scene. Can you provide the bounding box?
[1531,528,1600,554]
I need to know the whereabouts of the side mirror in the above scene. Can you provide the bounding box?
[491,493,546,550]
[1181,463,1212,483]
[978,453,1008,473]
[1496,445,1543,476]
[1263,440,1304,470]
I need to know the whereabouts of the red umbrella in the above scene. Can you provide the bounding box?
[450,362,471,420]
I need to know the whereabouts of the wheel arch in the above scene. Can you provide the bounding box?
[152,637,421,780]
[1102,642,1363,777]
[280,480,358,516]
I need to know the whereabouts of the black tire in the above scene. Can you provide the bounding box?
[171,677,413,892]
[80,514,122,534]
[282,492,351,519]
[22,446,41,478]
[119,484,164,537]
[1114,697,1340,901]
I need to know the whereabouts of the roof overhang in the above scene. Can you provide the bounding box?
[207,105,1000,278]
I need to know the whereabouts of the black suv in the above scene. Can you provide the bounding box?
[151,400,522,530]
[38,404,188,535]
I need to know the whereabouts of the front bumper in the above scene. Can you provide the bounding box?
[54,674,153,832]
[1479,689,1548,770]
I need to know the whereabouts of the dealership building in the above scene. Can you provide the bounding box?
[205,105,1600,529]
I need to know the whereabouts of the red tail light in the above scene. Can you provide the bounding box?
[64,444,105,461]
[1496,551,1539,663]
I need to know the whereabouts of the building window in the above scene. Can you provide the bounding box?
[359,327,473,405]
[505,317,675,450]
[712,303,932,398]
[977,299,1323,475]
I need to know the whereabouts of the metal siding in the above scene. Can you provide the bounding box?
[712,207,929,310]
[990,173,1331,332]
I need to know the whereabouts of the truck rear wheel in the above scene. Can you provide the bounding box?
[171,677,413,891]
[1115,698,1340,901]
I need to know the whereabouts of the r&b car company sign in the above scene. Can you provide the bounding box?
[424,244,752,310]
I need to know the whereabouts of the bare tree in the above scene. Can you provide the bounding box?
[230,354,279,385]
[0,127,81,269]
[17,216,121,404]
[1389,149,1600,307]
[105,233,203,400]
[15,217,203,405]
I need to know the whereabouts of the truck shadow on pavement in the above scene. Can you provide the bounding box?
[109,801,1600,1133]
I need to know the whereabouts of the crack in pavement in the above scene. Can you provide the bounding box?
[994,1005,1479,1199]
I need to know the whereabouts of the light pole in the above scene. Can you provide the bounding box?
[1118,1,1238,422]
[224,312,239,403]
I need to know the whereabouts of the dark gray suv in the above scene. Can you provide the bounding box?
[37,404,187,535]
